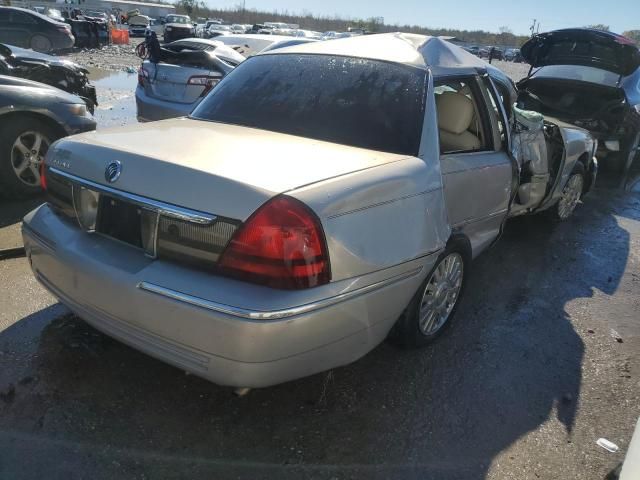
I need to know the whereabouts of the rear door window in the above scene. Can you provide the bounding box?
[191,54,427,156]
[10,11,38,24]
[434,78,492,154]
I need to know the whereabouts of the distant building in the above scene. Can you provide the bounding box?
[7,0,175,19]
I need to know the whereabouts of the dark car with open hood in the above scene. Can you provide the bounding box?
[517,28,640,173]
[0,43,97,113]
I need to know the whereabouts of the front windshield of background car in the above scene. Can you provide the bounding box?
[167,15,190,24]
[532,65,621,87]
[191,54,427,156]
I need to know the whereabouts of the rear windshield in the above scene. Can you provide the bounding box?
[191,54,427,156]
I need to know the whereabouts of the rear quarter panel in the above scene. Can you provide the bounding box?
[290,72,449,283]
[290,156,448,282]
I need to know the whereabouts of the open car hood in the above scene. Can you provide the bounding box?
[521,29,640,77]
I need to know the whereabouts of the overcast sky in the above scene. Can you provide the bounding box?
[208,0,638,35]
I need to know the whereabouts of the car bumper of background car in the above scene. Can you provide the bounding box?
[54,34,76,50]
[135,86,200,122]
[22,204,429,388]
[64,112,97,135]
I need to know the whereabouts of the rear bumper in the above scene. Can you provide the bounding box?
[135,86,199,122]
[22,204,429,387]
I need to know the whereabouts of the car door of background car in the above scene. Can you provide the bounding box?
[435,74,513,257]
[0,10,17,46]
[7,10,39,48]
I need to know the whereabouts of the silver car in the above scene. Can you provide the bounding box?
[135,38,245,122]
[23,34,596,389]
[0,75,95,197]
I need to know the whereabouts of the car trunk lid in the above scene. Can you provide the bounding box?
[521,28,640,77]
[142,61,217,104]
[46,118,409,221]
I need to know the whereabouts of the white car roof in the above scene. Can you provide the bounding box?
[169,38,246,64]
[262,32,489,71]
[213,34,294,56]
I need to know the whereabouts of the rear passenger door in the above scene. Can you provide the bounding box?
[436,75,513,256]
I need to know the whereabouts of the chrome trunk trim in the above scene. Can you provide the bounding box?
[48,167,217,225]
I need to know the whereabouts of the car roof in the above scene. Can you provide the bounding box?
[0,6,61,23]
[218,34,295,42]
[263,32,491,72]
[261,32,518,104]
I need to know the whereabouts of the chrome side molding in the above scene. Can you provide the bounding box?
[137,267,423,321]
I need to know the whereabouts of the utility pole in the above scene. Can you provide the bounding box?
[530,19,538,37]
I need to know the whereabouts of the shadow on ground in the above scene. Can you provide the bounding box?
[0,183,636,479]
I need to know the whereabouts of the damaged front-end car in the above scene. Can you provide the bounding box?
[0,43,97,113]
[516,29,640,173]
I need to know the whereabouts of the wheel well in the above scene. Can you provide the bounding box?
[577,152,590,169]
[448,233,473,262]
[0,111,67,139]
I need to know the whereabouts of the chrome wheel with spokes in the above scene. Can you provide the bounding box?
[418,252,464,336]
[556,173,584,220]
[11,131,50,187]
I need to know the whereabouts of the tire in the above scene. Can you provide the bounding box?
[551,162,585,221]
[0,117,60,199]
[30,35,53,53]
[389,239,470,348]
[619,132,640,177]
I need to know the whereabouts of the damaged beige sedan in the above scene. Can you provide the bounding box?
[23,34,597,389]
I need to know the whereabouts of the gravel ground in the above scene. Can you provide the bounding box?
[0,183,638,480]
[64,39,146,72]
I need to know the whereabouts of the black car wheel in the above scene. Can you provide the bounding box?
[30,34,53,53]
[0,117,59,198]
[620,132,640,179]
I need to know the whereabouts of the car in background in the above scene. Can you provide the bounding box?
[213,34,303,57]
[128,14,151,37]
[505,48,521,61]
[83,10,110,22]
[0,75,95,197]
[517,28,640,173]
[230,24,247,34]
[206,24,232,38]
[0,7,74,52]
[0,43,97,113]
[489,47,504,60]
[135,38,245,121]
[258,37,317,53]
[163,14,196,43]
[463,45,480,56]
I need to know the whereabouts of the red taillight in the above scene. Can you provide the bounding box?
[40,163,47,190]
[56,25,71,35]
[138,67,149,86]
[219,196,330,289]
[187,75,220,97]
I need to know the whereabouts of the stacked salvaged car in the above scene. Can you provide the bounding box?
[23,33,599,389]
[518,29,640,175]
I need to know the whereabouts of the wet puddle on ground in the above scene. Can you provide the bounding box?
[89,68,139,129]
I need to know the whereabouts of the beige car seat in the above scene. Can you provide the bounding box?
[436,91,482,152]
